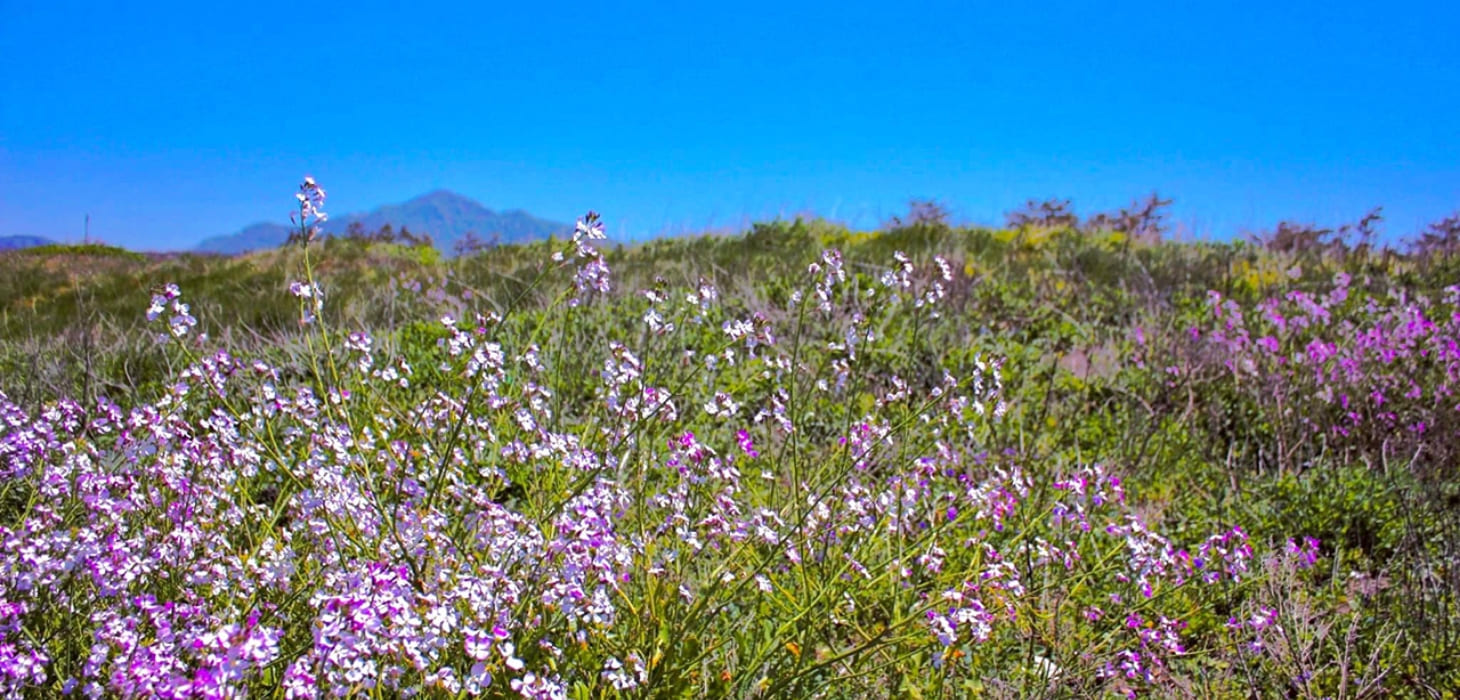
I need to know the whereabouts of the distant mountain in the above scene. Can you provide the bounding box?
[319,190,570,252]
[195,191,570,256]
[0,235,56,250]
[195,223,293,255]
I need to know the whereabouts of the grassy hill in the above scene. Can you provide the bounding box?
[2,210,1459,696]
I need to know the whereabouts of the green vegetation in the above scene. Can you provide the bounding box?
[2,190,1458,697]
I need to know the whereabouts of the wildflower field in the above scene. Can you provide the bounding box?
[2,181,1459,698]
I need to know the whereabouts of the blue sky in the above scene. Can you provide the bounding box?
[2,0,1457,250]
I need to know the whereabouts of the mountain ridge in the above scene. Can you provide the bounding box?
[0,235,58,251]
[195,191,570,255]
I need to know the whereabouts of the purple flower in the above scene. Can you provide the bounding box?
[735,430,759,459]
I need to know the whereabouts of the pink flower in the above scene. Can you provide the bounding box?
[735,430,759,459]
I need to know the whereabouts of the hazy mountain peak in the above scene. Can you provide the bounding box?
[195,191,570,255]
[0,235,57,251]
[408,189,478,205]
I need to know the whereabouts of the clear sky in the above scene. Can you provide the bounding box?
[2,0,1457,250]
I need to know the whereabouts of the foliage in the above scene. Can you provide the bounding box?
[0,179,1458,697]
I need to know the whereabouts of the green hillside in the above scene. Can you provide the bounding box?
[2,200,1459,696]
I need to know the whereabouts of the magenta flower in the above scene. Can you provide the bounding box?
[735,430,759,459]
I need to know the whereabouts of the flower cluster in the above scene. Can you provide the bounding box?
[146,282,198,339]
[289,176,328,243]
[558,211,610,306]
[1199,274,1460,474]
[0,178,1324,698]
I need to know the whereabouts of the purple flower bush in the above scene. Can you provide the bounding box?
[1196,272,1460,476]
[0,179,1331,697]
